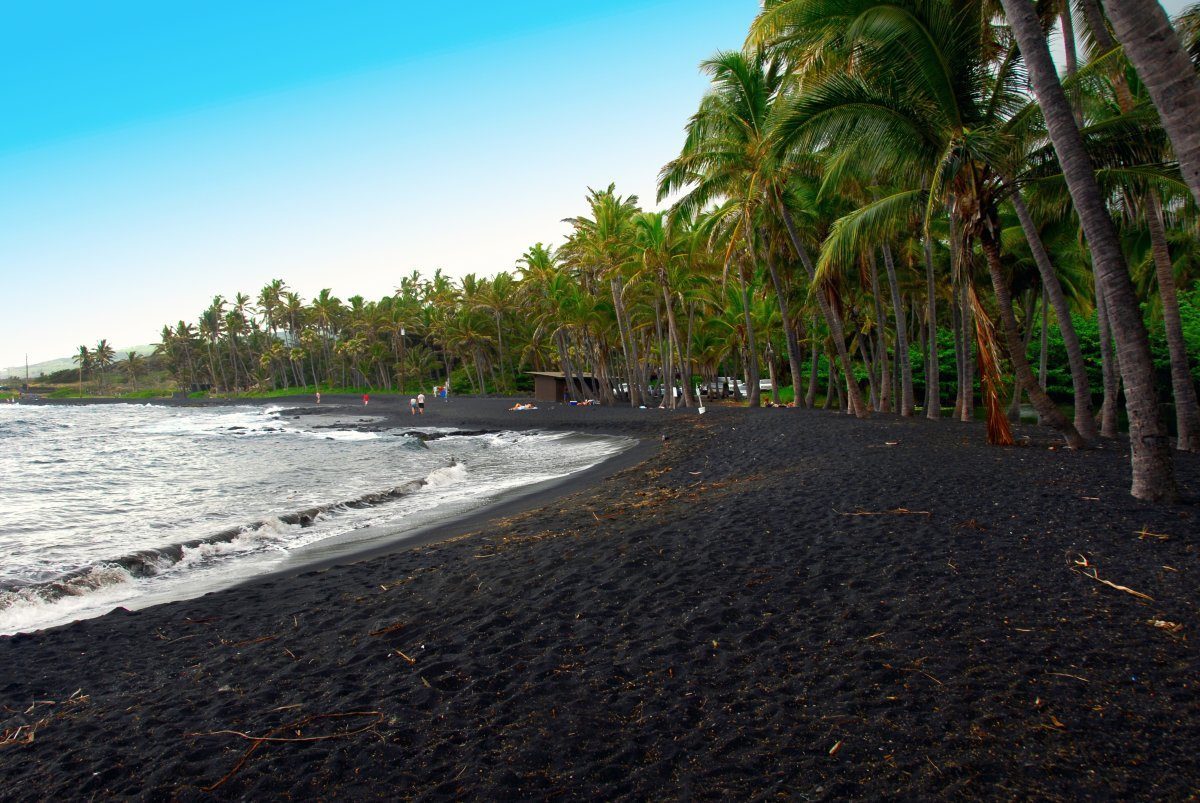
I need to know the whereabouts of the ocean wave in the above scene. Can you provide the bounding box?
[0,460,466,625]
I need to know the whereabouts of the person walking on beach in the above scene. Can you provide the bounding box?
[441,385,448,402]
[410,397,417,416]
[362,393,369,406]
[315,391,321,405]
[417,392,425,414]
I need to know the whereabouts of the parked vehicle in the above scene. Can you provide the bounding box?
[701,377,748,397]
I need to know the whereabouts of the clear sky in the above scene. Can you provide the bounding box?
[1,1,1192,369]
[0,1,760,368]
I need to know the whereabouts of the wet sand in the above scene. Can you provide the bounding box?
[2,396,1198,799]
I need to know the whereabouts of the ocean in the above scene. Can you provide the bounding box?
[0,403,630,634]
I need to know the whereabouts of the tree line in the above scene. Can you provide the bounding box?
[132,0,1200,501]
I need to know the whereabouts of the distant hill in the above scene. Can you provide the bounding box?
[1,344,157,380]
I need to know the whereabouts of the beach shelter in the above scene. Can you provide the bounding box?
[528,371,601,403]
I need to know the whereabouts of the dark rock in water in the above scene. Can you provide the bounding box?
[227,426,245,431]
[109,607,135,617]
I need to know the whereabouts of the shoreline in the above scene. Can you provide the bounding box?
[243,430,658,588]
[2,399,1197,799]
[0,396,663,632]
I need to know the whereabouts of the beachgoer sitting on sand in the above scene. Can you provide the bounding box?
[509,402,537,411]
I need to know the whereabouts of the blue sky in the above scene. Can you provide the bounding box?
[1,1,1192,370]
[0,1,759,368]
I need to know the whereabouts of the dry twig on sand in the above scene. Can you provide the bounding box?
[1071,555,1154,601]
[190,710,384,791]
[836,508,931,516]
[219,635,277,648]
[1147,619,1183,634]
[1,690,89,749]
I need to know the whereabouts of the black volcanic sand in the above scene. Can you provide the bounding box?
[2,396,1199,800]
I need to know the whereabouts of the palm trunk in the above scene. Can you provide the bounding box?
[953,286,966,419]
[1102,0,1200,211]
[609,275,639,407]
[807,344,819,409]
[659,281,693,407]
[882,246,916,415]
[868,251,892,412]
[961,280,975,422]
[757,230,803,408]
[1038,285,1050,411]
[227,340,240,390]
[1011,192,1097,440]
[923,234,940,419]
[1145,191,1200,451]
[1007,292,1038,423]
[1096,273,1122,438]
[858,336,879,409]
[1001,0,1175,500]
[737,258,762,408]
[982,237,1084,448]
[778,205,868,417]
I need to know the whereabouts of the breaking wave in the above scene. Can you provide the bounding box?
[0,461,464,627]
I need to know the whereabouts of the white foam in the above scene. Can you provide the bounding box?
[292,429,380,441]
[0,565,137,635]
[425,462,468,488]
[174,519,294,568]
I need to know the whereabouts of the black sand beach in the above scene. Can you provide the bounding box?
[2,396,1198,799]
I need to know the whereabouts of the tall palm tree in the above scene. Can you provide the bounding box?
[563,185,647,406]
[757,0,1075,442]
[999,0,1176,501]
[1101,0,1200,211]
[123,351,145,390]
[93,339,115,391]
[659,50,864,413]
[635,211,697,407]
[73,345,91,397]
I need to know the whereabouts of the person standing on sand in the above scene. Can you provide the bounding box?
[363,393,369,406]
[442,385,448,402]
[315,391,321,404]
[410,397,417,416]
[417,392,425,414]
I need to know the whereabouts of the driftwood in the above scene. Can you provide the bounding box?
[1,690,88,749]
[1136,527,1170,541]
[191,710,384,791]
[1071,555,1154,601]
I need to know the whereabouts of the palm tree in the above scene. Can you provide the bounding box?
[635,211,696,407]
[1101,0,1200,211]
[756,0,1074,442]
[198,299,228,391]
[123,351,145,390]
[473,273,518,392]
[173,321,199,390]
[658,50,863,413]
[93,339,115,391]
[310,288,344,386]
[563,185,647,406]
[999,0,1176,501]
[73,345,91,397]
